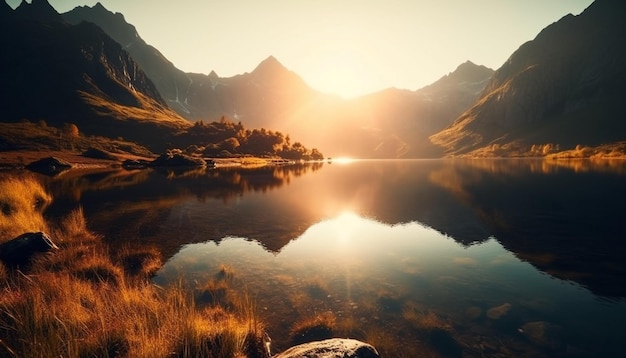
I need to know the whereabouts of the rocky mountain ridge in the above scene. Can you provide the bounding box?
[61,2,494,158]
[431,0,626,156]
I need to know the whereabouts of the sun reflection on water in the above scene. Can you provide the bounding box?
[154,210,626,356]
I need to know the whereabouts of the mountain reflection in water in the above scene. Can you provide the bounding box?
[33,159,626,356]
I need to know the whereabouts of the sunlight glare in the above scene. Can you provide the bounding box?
[332,156,356,165]
[307,49,372,99]
[333,211,360,247]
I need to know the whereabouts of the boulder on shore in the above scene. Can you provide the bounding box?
[274,338,380,358]
[0,232,59,268]
[25,156,72,175]
[149,153,206,167]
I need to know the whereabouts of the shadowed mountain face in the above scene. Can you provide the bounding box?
[431,0,626,155]
[62,3,493,158]
[1,0,189,151]
[62,4,328,127]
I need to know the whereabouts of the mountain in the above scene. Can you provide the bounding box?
[62,3,197,118]
[0,0,189,150]
[62,3,493,158]
[343,61,494,158]
[431,0,626,156]
[63,6,320,129]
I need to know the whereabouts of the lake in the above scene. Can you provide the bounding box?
[35,159,626,356]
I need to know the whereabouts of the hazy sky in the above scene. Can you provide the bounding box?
[9,0,594,98]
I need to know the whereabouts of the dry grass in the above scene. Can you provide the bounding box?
[115,245,163,280]
[0,122,155,162]
[289,311,336,346]
[0,175,51,239]
[0,177,268,358]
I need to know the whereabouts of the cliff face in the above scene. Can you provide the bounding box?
[1,0,188,150]
[431,0,626,155]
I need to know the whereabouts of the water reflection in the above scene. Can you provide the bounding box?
[12,158,626,356]
[41,162,324,256]
[155,212,626,356]
[427,159,626,298]
[37,159,626,299]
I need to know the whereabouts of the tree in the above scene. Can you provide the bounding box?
[310,148,324,160]
[57,123,79,151]
[63,123,79,138]
[221,137,241,153]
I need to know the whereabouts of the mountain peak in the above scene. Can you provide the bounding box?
[0,1,12,15]
[424,61,494,92]
[451,61,494,81]
[63,2,139,48]
[87,2,117,17]
[14,0,60,20]
[253,55,287,75]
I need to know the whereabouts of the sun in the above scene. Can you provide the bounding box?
[305,49,375,99]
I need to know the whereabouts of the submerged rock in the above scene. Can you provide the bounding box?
[25,156,72,175]
[486,303,512,319]
[0,232,59,268]
[275,338,380,358]
[520,321,563,350]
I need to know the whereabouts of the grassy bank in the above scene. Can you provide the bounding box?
[0,175,267,357]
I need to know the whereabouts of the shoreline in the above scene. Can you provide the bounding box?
[0,149,286,171]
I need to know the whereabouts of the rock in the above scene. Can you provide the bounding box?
[520,321,563,350]
[486,303,512,319]
[25,156,72,175]
[275,338,380,358]
[0,232,59,268]
[149,152,206,167]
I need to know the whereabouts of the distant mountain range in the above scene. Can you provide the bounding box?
[431,0,626,156]
[61,1,494,158]
[2,0,623,158]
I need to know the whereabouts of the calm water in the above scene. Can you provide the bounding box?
[36,159,626,356]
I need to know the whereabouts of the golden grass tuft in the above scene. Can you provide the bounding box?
[0,262,6,282]
[290,311,336,346]
[0,175,52,240]
[0,177,268,358]
[115,245,163,280]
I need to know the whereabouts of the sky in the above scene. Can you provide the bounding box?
[9,0,594,98]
